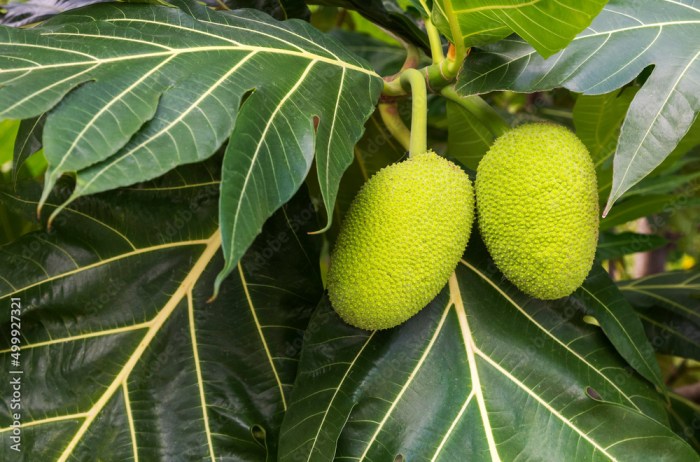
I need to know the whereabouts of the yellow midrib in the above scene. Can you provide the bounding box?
[0,42,378,77]
[55,230,222,462]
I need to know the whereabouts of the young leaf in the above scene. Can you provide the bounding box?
[457,0,700,215]
[0,175,323,461]
[0,1,382,292]
[279,240,692,461]
[431,0,606,58]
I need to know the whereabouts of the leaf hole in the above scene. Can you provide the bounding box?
[250,424,267,449]
[582,315,600,327]
[240,88,256,108]
[586,386,602,401]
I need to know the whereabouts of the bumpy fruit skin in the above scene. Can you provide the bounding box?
[476,123,599,300]
[328,151,474,330]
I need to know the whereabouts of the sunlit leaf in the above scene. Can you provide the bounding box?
[457,0,700,214]
[432,0,606,58]
[0,1,382,293]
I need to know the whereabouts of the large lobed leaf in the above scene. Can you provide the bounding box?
[431,0,606,58]
[279,238,694,461]
[457,0,700,215]
[0,167,324,461]
[0,0,382,293]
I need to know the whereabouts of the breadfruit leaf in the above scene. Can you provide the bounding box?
[279,239,695,461]
[595,231,667,261]
[431,0,606,58]
[455,0,700,216]
[0,170,323,461]
[620,270,700,361]
[578,265,664,391]
[313,0,430,51]
[0,1,382,293]
[0,0,112,27]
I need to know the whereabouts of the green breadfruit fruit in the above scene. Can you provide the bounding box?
[328,151,475,330]
[476,123,599,300]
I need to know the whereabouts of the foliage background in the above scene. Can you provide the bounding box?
[0,1,698,461]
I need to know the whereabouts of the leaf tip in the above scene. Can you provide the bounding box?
[211,265,231,302]
[307,224,330,236]
[602,198,615,218]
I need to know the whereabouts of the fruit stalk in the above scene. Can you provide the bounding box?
[399,68,428,157]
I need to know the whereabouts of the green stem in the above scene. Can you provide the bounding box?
[441,85,509,136]
[416,0,443,63]
[400,69,428,156]
[398,37,421,73]
[442,0,467,76]
[378,102,411,152]
[425,18,444,63]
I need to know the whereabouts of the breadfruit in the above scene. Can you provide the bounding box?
[475,123,599,300]
[328,151,474,330]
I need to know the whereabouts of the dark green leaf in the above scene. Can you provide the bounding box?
[12,115,45,184]
[619,271,700,361]
[314,0,430,51]
[457,0,700,214]
[333,112,407,224]
[0,172,323,461]
[626,169,700,199]
[445,93,507,170]
[279,239,691,461]
[574,88,637,166]
[214,0,310,20]
[573,86,637,202]
[596,231,668,261]
[577,265,664,390]
[446,100,493,170]
[668,393,700,452]
[600,194,700,231]
[330,29,410,76]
